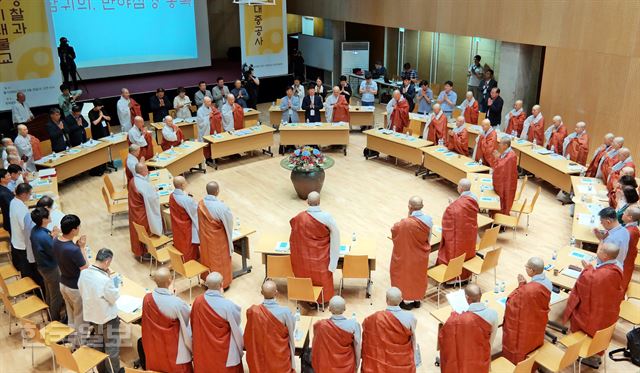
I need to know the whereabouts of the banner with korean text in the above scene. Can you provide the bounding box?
[238,0,288,77]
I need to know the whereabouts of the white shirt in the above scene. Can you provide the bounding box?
[78,265,120,324]
[162,124,179,143]
[10,198,29,250]
[12,101,33,124]
[117,96,132,132]
[14,134,35,172]
[174,96,192,119]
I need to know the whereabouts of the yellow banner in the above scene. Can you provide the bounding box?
[242,3,284,57]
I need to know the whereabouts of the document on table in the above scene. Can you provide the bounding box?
[561,267,582,279]
[577,185,596,194]
[550,291,564,305]
[577,213,599,227]
[446,289,469,313]
[569,250,595,262]
[274,241,290,253]
[116,295,143,313]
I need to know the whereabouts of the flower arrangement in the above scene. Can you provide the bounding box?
[288,146,325,171]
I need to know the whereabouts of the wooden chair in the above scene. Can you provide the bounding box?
[558,323,616,372]
[103,174,127,201]
[463,247,502,284]
[452,108,462,119]
[0,272,43,301]
[119,149,130,185]
[477,111,486,125]
[20,318,74,368]
[287,277,324,311]
[265,255,294,280]
[492,198,527,239]
[167,247,209,302]
[619,300,640,325]
[132,222,172,275]
[0,289,48,335]
[534,335,585,372]
[627,282,640,300]
[148,113,155,124]
[275,98,282,106]
[152,136,162,155]
[169,109,177,118]
[49,343,114,373]
[340,255,372,299]
[490,352,537,372]
[0,239,11,262]
[513,175,528,203]
[101,187,128,236]
[427,253,466,307]
[510,186,541,232]
[0,227,10,240]
[0,262,19,280]
[476,225,500,251]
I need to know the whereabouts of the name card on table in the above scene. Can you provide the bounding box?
[275,241,290,253]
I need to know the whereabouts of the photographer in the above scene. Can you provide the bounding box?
[58,37,78,89]
[58,84,82,117]
[243,64,260,109]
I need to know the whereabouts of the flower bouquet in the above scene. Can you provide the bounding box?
[288,146,325,172]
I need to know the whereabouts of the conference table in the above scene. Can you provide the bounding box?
[570,176,609,202]
[117,274,149,324]
[467,173,502,211]
[231,225,257,279]
[546,245,597,289]
[28,175,60,208]
[511,138,586,193]
[242,108,261,128]
[381,112,433,137]
[148,169,174,205]
[571,200,606,245]
[446,122,482,149]
[35,139,111,182]
[145,141,207,176]
[428,213,495,248]
[363,128,433,171]
[279,122,350,155]
[268,105,375,128]
[203,125,275,169]
[150,119,198,144]
[420,146,491,183]
[98,132,128,166]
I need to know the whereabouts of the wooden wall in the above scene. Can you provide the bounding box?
[286,0,640,154]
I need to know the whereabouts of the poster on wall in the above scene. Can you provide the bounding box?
[238,0,288,77]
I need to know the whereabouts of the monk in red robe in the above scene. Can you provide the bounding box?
[622,206,640,291]
[244,280,296,372]
[29,135,42,161]
[124,144,140,183]
[608,163,635,208]
[386,90,410,133]
[142,268,193,373]
[585,133,614,177]
[461,91,479,125]
[203,105,224,160]
[129,97,142,123]
[221,94,244,131]
[128,163,163,258]
[545,115,568,154]
[523,105,544,146]
[390,196,431,309]
[492,136,519,216]
[600,136,624,182]
[160,116,185,150]
[326,86,351,123]
[128,116,154,160]
[563,121,590,165]
[438,284,495,373]
[362,287,417,372]
[474,119,498,167]
[426,103,447,144]
[290,191,339,303]
[446,116,469,156]
[504,100,526,136]
[169,176,199,261]
[502,257,551,364]
[439,179,479,281]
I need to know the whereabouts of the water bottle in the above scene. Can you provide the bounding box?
[500,281,506,292]
[590,215,595,224]
[580,169,586,177]
[170,145,174,153]
[352,232,357,242]
[478,158,483,166]
[294,307,302,340]
[85,245,92,259]
[570,236,576,247]
[511,130,517,138]
[494,282,500,294]
[532,139,537,148]
[550,145,555,153]
[438,138,444,147]
[551,249,558,261]
[213,130,217,136]
[272,101,275,107]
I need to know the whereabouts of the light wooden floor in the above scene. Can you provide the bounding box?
[1,103,636,372]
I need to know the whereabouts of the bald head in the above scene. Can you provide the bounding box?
[134,116,144,127]
[526,257,544,275]
[386,287,403,306]
[499,135,511,146]
[206,181,219,196]
[433,103,441,112]
[205,272,223,290]
[261,280,278,299]
[575,121,586,134]
[458,178,471,193]
[17,124,27,136]
[173,175,187,190]
[135,162,148,176]
[456,116,465,126]
[613,137,625,148]
[481,119,491,131]
[466,91,474,99]
[619,147,631,159]
[153,267,172,288]
[227,94,235,103]
[464,284,482,303]
[514,100,523,110]
[1,138,13,147]
[203,96,212,106]
[121,88,130,99]
[532,105,541,115]
[552,115,562,126]
[408,195,423,211]
[598,242,620,261]
[332,86,340,96]
[128,144,140,154]
[328,295,346,315]
[307,191,320,206]
[621,166,635,177]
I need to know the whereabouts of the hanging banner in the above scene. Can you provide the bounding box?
[239,0,288,77]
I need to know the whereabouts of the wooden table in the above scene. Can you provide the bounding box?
[511,139,586,193]
[99,132,128,166]
[117,274,149,324]
[231,225,257,278]
[429,214,494,247]
[243,108,261,128]
[150,120,197,144]
[269,105,374,127]
[279,122,350,155]
[145,141,207,176]
[382,112,436,137]
[268,105,310,125]
[421,146,491,183]
[28,176,60,208]
[447,122,482,148]
[571,201,606,244]
[468,173,502,211]
[35,140,111,182]
[546,246,597,289]
[363,129,433,170]
[203,125,275,169]
[148,169,174,205]
[570,176,609,202]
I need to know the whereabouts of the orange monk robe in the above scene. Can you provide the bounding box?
[127,179,148,256]
[546,125,568,154]
[563,263,624,337]
[438,311,492,373]
[141,294,193,373]
[438,194,479,280]
[606,161,635,207]
[312,319,358,373]
[600,153,620,183]
[290,211,335,301]
[361,311,415,373]
[332,95,350,123]
[502,281,550,364]
[161,126,184,150]
[390,214,431,301]
[232,103,244,130]
[426,112,447,143]
[197,199,233,287]
[505,111,526,136]
[565,133,590,166]
[169,193,199,261]
[492,149,519,215]
[244,304,295,373]
[389,98,410,133]
[623,224,639,292]
[129,97,142,124]
[446,127,469,156]
[204,107,223,159]
[463,100,479,125]
[585,145,611,178]
[128,130,154,161]
[191,295,243,373]
[527,118,545,146]
[474,128,498,167]
[29,136,42,161]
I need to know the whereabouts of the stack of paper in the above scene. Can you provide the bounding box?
[561,267,582,279]
[446,289,469,313]
[116,295,143,313]
[577,213,599,227]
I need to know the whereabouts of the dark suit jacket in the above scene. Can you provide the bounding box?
[301,95,323,122]
[480,78,498,111]
[487,96,504,126]
[149,95,171,122]
[63,114,88,147]
[0,185,13,233]
[46,120,69,152]
[401,83,416,112]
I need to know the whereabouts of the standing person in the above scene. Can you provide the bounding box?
[169,176,199,261]
[358,73,378,107]
[467,55,483,99]
[314,77,326,101]
[492,136,519,216]
[116,88,141,132]
[473,119,498,167]
[63,105,88,146]
[160,116,184,150]
[415,80,433,115]
[386,90,410,133]
[14,124,37,172]
[221,94,244,131]
[291,76,305,102]
[504,100,526,136]
[324,86,350,123]
[301,85,323,123]
[594,207,630,267]
[460,91,479,125]
[400,62,417,83]
[196,96,213,141]
[521,105,545,146]
[11,91,34,125]
[436,81,457,118]
[291,49,305,79]
[88,99,111,140]
[545,115,568,154]
[479,69,498,112]
[563,122,590,165]
[486,87,504,127]
[58,84,82,118]
[231,80,249,109]
[621,206,640,291]
[212,77,230,109]
[78,248,121,373]
[174,87,193,119]
[338,75,352,103]
[149,88,171,122]
[128,163,163,259]
[128,116,154,160]
[245,68,260,109]
[400,77,416,112]
[10,183,33,276]
[280,87,301,123]
[194,81,213,108]
[424,103,447,143]
[58,37,78,89]
[446,116,469,156]
[46,108,69,152]
[0,169,13,234]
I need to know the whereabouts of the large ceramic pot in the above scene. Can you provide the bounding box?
[290,168,325,199]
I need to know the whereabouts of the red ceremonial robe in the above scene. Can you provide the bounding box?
[601,154,620,183]
[547,125,568,154]
[563,263,624,337]
[502,281,551,364]
[312,319,357,373]
[390,216,430,300]
[232,103,244,130]
[128,131,154,160]
[129,98,142,124]
[607,163,636,207]
[438,195,479,280]
[427,113,448,144]
[127,179,148,256]
[30,136,42,161]
[361,311,415,373]
[475,130,498,167]
[332,95,351,123]
[492,150,519,215]
[191,295,243,373]
[141,294,193,373]
[197,200,232,287]
[585,145,611,178]
[204,108,224,159]
[161,127,184,150]
[438,311,492,373]
[447,127,469,156]
[290,211,334,300]
[244,304,295,373]
[505,112,526,136]
[464,101,479,125]
[623,225,639,292]
[169,194,199,261]
[527,118,545,146]
[566,133,590,166]
[390,99,410,133]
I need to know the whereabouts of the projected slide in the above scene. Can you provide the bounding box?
[50,0,197,68]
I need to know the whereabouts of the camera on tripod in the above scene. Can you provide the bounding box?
[242,63,254,82]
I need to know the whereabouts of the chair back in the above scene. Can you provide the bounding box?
[480,247,502,272]
[342,255,369,279]
[103,175,116,196]
[0,289,15,316]
[558,336,586,370]
[514,175,528,202]
[514,352,537,373]
[287,277,315,302]
[528,186,541,211]
[477,111,486,125]
[167,247,187,277]
[443,253,466,282]
[266,255,294,279]
[152,136,162,155]
[478,226,500,251]
[119,149,129,165]
[0,274,11,295]
[514,198,527,225]
[275,98,282,106]
[584,323,616,357]
[452,108,462,120]
[132,222,160,258]
[20,317,44,344]
[101,187,114,212]
[168,109,177,118]
[148,113,154,124]
[50,343,81,372]
[628,282,640,300]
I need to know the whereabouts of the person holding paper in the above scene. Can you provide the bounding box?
[312,295,362,373]
[169,176,199,262]
[198,181,235,289]
[473,119,498,167]
[390,196,431,310]
[174,87,193,119]
[424,103,447,143]
[116,88,141,132]
[128,163,163,259]
[492,136,519,217]
[544,115,568,154]
[621,206,640,291]
[161,116,184,151]
[280,87,301,123]
[563,121,590,165]
[125,144,141,183]
[439,179,479,282]
[14,124,38,172]
[302,85,323,123]
[585,133,615,177]
[599,136,624,181]
[63,105,88,147]
[290,191,340,303]
[438,284,497,373]
[191,272,244,372]
[292,76,305,102]
[460,91,479,125]
[504,100,526,136]
[386,90,410,133]
[142,267,193,373]
[221,94,244,131]
[501,257,551,364]
[520,104,545,146]
[244,280,296,372]
[324,86,350,123]
[362,287,419,372]
[128,116,154,160]
[446,116,469,156]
